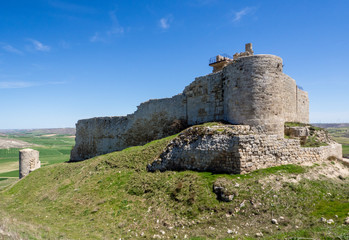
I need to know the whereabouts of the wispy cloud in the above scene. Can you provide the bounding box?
[0,81,65,89]
[27,39,51,52]
[1,44,23,55]
[159,15,173,30]
[107,11,124,36]
[90,11,124,43]
[233,7,254,22]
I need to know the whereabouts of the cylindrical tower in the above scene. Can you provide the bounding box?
[223,55,284,136]
[19,148,40,179]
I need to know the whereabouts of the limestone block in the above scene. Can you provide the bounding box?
[287,127,309,137]
[19,149,40,179]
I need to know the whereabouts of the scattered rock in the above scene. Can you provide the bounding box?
[213,178,237,202]
[327,219,334,224]
[279,216,284,220]
[239,200,246,208]
[320,217,327,223]
[271,219,278,225]
[255,232,263,237]
[344,217,349,225]
[227,229,233,234]
[91,208,99,213]
[338,175,345,180]
[160,230,165,235]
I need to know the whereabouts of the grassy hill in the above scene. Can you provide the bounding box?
[0,126,348,240]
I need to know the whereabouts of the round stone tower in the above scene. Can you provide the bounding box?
[19,148,40,179]
[223,54,284,136]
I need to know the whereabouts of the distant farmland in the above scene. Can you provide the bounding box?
[0,129,75,188]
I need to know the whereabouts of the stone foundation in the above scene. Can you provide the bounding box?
[147,125,342,174]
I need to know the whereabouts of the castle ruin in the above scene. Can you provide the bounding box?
[19,148,40,179]
[71,44,335,167]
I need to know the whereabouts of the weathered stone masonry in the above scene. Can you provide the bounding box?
[71,44,310,161]
[147,125,342,174]
[19,148,40,179]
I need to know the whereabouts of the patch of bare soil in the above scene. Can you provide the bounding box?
[0,216,27,240]
[0,138,36,149]
[259,160,349,190]
[41,134,57,137]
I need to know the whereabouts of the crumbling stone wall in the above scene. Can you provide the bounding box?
[147,125,342,174]
[19,149,40,179]
[238,135,341,173]
[184,71,224,125]
[71,54,310,161]
[70,95,187,161]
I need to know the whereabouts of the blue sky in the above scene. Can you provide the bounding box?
[1,0,348,129]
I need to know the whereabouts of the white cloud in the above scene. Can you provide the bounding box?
[0,81,64,89]
[90,11,124,43]
[1,44,23,55]
[233,7,252,22]
[159,15,173,30]
[28,39,51,52]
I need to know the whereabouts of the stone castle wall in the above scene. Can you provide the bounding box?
[297,88,309,123]
[282,75,297,122]
[71,95,187,161]
[184,71,224,125]
[71,54,310,161]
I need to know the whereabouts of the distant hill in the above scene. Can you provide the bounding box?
[312,123,349,128]
[0,128,76,136]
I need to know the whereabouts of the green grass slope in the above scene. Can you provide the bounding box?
[0,133,348,239]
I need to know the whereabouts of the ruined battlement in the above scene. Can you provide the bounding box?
[70,44,310,162]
